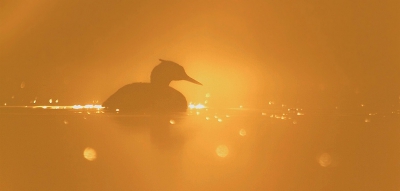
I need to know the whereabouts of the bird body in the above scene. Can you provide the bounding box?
[103,59,201,113]
[103,83,188,112]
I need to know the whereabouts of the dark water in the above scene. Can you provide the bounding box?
[0,107,399,191]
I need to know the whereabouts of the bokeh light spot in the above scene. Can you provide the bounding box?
[239,129,246,136]
[216,145,229,158]
[20,81,25,88]
[83,147,97,161]
[318,153,332,167]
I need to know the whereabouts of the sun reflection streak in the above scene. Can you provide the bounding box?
[72,105,83,109]
[72,104,104,109]
[188,103,206,109]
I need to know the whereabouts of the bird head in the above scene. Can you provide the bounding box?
[150,59,202,86]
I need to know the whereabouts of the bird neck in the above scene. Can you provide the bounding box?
[150,78,172,86]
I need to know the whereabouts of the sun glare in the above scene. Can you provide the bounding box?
[72,105,83,109]
[188,103,206,109]
[73,104,103,109]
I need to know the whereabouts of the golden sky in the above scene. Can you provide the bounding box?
[1,0,399,108]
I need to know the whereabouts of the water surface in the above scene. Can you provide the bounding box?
[0,107,399,191]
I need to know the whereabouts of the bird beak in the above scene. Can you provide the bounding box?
[185,75,202,85]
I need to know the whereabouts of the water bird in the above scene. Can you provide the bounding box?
[103,59,202,113]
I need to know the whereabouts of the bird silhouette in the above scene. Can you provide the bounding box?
[103,59,202,113]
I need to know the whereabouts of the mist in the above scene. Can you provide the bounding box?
[1,0,399,109]
[2,1,400,190]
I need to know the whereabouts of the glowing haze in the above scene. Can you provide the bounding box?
[1,1,399,109]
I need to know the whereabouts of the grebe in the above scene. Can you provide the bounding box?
[103,59,202,113]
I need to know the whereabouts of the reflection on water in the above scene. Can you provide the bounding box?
[0,105,400,190]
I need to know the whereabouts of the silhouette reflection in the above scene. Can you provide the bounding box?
[109,113,188,151]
